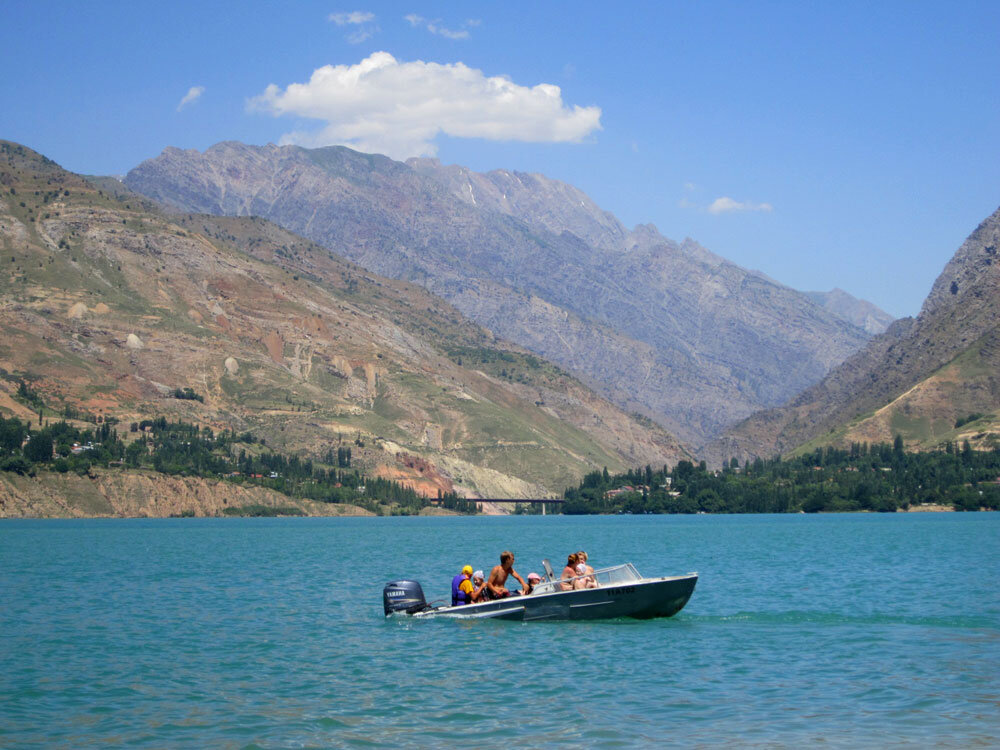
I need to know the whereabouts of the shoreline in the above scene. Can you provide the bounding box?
[904,504,955,512]
[3,471,992,519]
[0,469,374,519]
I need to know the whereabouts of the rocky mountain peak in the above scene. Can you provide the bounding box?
[625,223,673,252]
[408,157,628,252]
[920,206,1000,320]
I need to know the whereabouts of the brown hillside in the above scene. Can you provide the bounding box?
[0,140,687,497]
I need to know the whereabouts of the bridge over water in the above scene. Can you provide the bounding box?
[476,498,564,515]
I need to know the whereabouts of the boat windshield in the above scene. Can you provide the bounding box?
[531,563,642,595]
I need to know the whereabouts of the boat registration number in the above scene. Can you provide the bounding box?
[606,586,636,596]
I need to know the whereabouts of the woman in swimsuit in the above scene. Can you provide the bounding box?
[560,553,580,591]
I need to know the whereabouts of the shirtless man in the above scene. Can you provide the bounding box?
[487,550,528,599]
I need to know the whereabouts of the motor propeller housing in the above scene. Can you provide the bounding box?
[383,580,429,615]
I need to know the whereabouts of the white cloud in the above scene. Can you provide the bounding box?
[329,10,378,42]
[176,86,205,111]
[707,196,773,214]
[249,51,602,159]
[429,23,468,39]
[329,11,374,25]
[346,28,373,43]
[405,13,475,39]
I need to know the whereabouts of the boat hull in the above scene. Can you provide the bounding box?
[414,574,697,622]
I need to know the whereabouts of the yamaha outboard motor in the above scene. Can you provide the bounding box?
[383,580,429,616]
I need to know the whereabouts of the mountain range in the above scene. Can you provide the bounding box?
[0,140,687,499]
[7,135,992,496]
[125,141,890,447]
[710,205,1000,462]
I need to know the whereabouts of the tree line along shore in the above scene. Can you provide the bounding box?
[0,412,474,516]
[559,437,1000,514]
[2,405,998,517]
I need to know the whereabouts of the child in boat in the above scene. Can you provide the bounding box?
[577,550,598,588]
[471,570,488,602]
[522,572,542,595]
[451,564,476,606]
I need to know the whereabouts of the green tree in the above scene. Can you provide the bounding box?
[696,489,724,513]
[0,417,28,453]
[23,433,53,463]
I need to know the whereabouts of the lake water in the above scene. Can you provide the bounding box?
[1,514,998,748]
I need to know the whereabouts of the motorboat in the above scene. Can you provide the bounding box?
[383,562,697,621]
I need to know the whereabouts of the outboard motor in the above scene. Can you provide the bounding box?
[383,580,429,616]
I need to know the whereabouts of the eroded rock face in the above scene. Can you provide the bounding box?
[126,141,882,446]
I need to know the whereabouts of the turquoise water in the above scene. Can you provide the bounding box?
[1,514,998,748]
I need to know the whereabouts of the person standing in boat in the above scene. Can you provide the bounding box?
[451,564,475,606]
[486,550,529,599]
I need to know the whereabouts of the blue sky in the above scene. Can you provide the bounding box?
[2,1,998,318]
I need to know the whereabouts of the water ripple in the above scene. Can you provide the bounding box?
[1,514,998,747]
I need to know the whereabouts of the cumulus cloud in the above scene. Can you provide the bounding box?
[329,11,374,25]
[249,52,602,159]
[176,86,205,111]
[405,13,477,39]
[707,196,773,214]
